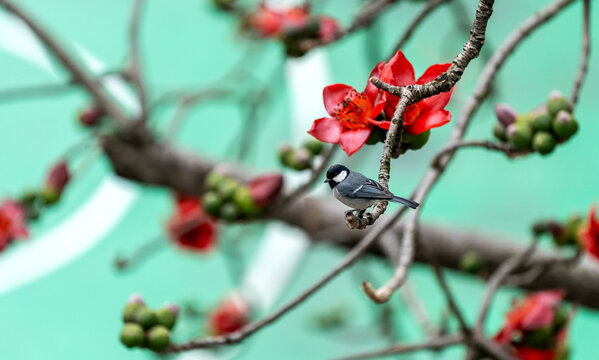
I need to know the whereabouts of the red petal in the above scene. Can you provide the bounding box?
[380,50,415,87]
[249,173,284,207]
[323,84,354,117]
[369,119,390,130]
[308,117,342,144]
[405,109,451,135]
[339,128,371,156]
[364,61,385,105]
[416,63,451,84]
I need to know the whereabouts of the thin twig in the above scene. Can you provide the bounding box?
[127,0,148,122]
[0,0,129,126]
[334,333,465,360]
[570,0,591,106]
[392,0,450,54]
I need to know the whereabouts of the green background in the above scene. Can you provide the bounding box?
[0,0,598,359]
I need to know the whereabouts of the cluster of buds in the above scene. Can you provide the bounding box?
[203,171,284,221]
[493,91,578,155]
[77,106,105,128]
[242,3,339,57]
[19,161,71,220]
[278,139,324,171]
[120,294,179,351]
[494,291,570,359]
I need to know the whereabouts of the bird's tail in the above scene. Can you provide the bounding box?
[391,196,419,209]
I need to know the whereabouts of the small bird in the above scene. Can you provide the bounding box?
[324,164,419,216]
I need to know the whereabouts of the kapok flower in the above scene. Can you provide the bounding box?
[494,290,569,360]
[0,199,29,252]
[248,3,309,38]
[208,293,251,336]
[373,50,454,135]
[166,194,218,252]
[580,205,599,261]
[308,83,384,156]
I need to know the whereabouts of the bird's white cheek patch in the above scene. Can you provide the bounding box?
[333,171,347,183]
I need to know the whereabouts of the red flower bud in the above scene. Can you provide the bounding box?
[78,107,103,127]
[248,173,284,208]
[494,103,517,127]
[44,161,71,197]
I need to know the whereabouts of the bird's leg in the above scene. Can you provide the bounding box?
[357,209,365,218]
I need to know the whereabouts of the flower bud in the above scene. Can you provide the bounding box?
[303,139,324,155]
[156,304,179,330]
[44,161,70,202]
[129,293,146,306]
[552,111,578,141]
[233,187,260,217]
[203,191,222,217]
[459,251,483,274]
[205,170,226,192]
[120,323,145,348]
[78,107,103,127]
[494,104,517,127]
[493,123,508,142]
[248,173,284,208]
[547,90,573,116]
[123,302,142,323]
[217,178,241,201]
[290,148,312,170]
[135,307,158,329]
[220,202,240,221]
[532,112,553,132]
[507,122,533,150]
[147,325,170,351]
[212,0,236,11]
[532,131,556,156]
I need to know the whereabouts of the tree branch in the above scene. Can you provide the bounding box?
[570,0,591,106]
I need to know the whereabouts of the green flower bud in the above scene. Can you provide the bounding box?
[278,144,294,165]
[220,202,240,221]
[553,111,578,141]
[459,251,484,274]
[233,187,260,217]
[217,178,240,201]
[303,139,324,155]
[20,190,40,205]
[123,302,142,323]
[135,307,158,329]
[156,305,179,330]
[507,122,533,150]
[493,123,508,142]
[120,323,145,348]
[290,148,312,171]
[404,130,430,150]
[532,131,556,156]
[532,112,553,132]
[547,90,573,116]
[205,171,226,192]
[147,325,170,351]
[516,113,534,126]
[520,327,553,349]
[203,191,222,216]
[41,188,60,205]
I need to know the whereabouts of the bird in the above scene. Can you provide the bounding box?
[324,164,419,217]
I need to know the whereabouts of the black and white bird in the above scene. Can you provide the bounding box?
[324,164,419,216]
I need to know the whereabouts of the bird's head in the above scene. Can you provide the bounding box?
[324,164,349,189]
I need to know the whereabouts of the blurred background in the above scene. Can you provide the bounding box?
[0,0,597,359]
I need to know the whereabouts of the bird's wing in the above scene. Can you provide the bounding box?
[339,174,393,200]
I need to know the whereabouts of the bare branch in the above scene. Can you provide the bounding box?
[570,0,591,106]
[127,0,148,122]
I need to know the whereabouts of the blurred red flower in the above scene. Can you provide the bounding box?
[167,194,217,252]
[248,173,284,207]
[580,204,599,260]
[208,293,251,336]
[0,199,29,252]
[373,50,454,135]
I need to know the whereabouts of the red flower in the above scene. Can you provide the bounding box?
[166,194,218,252]
[0,199,29,252]
[318,16,339,43]
[45,161,70,197]
[208,293,251,336]
[249,3,309,38]
[373,50,454,135]
[248,173,284,207]
[580,205,599,260]
[308,82,384,156]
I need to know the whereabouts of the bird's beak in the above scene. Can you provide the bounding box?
[324,179,331,184]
